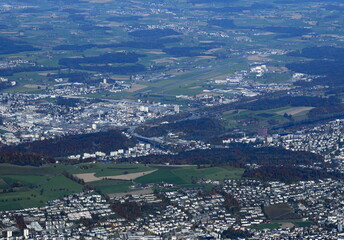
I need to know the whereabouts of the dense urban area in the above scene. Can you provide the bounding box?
[1,0,344,239]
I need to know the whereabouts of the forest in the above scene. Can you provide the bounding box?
[4,130,136,158]
[243,166,343,183]
[136,118,225,140]
[124,144,324,167]
[0,149,53,166]
[0,37,39,55]
[236,96,341,111]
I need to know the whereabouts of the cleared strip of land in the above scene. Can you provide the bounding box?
[73,173,100,182]
[126,84,147,92]
[102,170,157,180]
[74,169,157,182]
[276,107,314,116]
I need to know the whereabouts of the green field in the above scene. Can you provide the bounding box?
[0,175,82,210]
[60,162,153,177]
[88,180,133,194]
[223,106,311,130]
[0,163,244,209]
[86,165,234,194]
[136,165,244,185]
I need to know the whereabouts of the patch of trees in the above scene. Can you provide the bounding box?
[111,201,142,221]
[220,191,240,214]
[288,60,344,81]
[275,0,341,3]
[0,66,59,77]
[262,27,312,38]
[0,81,15,90]
[308,104,344,119]
[293,75,344,88]
[136,118,225,140]
[236,96,340,111]
[243,166,343,184]
[124,144,323,167]
[106,16,142,22]
[289,46,344,60]
[54,37,182,52]
[78,24,111,32]
[4,130,136,158]
[325,4,344,11]
[0,150,53,166]
[0,37,39,55]
[288,46,344,87]
[61,8,85,14]
[289,59,344,76]
[128,29,181,39]
[20,8,54,13]
[222,228,252,239]
[208,19,237,29]
[15,216,26,232]
[53,44,96,51]
[49,72,90,83]
[112,38,182,49]
[55,97,83,107]
[78,64,146,75]
[59,52,145,67]
[68,13,86,22]
[199,3,274,13]
[163,46,212,57]
[189,0,238,4]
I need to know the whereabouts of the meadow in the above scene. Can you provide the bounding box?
[0,163,244,210]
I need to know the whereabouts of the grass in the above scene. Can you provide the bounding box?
[0,163,244,208]
[0,164,59,176]
[136,166,188,185]
[136,165,244,185]
[0,175,83,211]
[61,162,153,177]
[222,106,312,130]
[88,180,133,194]
[0,177,9,188]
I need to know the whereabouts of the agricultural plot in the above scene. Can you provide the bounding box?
[88,180,134,194]
[136,165,244,185]
[223,106,311,130]
[0,162,244,209]
[0,174,82,211]
[63,163,153,177]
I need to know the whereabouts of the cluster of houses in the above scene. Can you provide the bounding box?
[0,191,125,239]
[1,176,343,239]
[262,119,344,172]
[68,143,171,161]
[46,81,130,96]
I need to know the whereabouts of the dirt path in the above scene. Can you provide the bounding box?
[103,169,157,180]
[74,173,100,182]
[276,107,314,116]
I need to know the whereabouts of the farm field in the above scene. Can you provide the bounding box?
[136,165,244,185]
[0,163,244,210]
[223,106,312,131]
[0,174,82,211]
